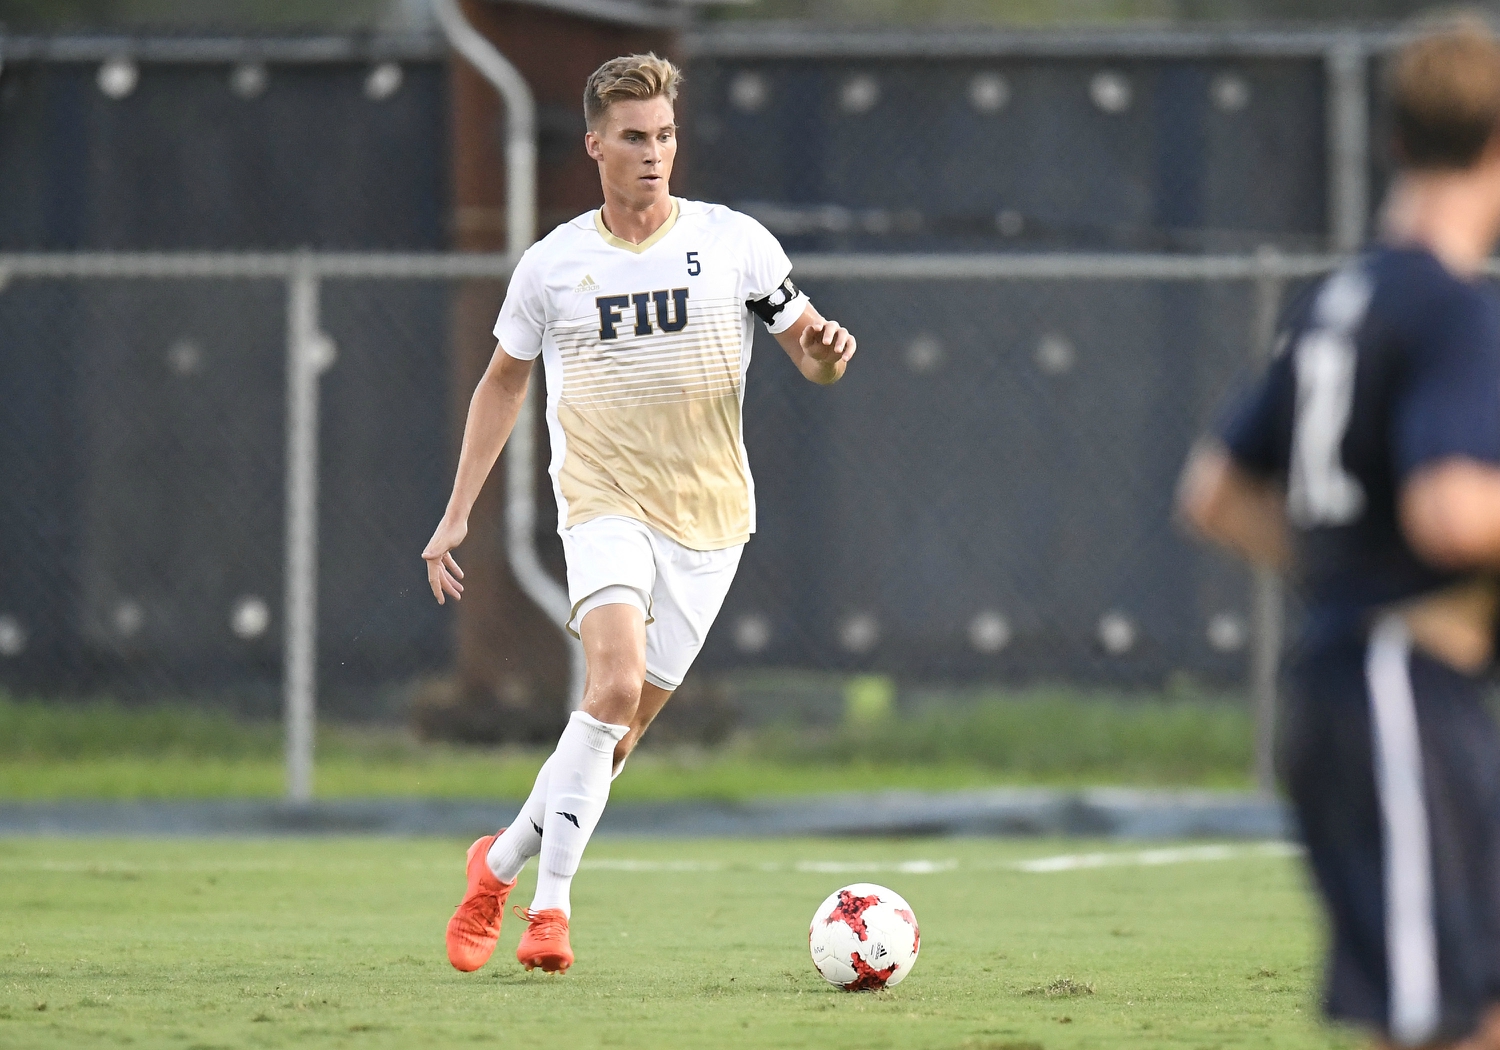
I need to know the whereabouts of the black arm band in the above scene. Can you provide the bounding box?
[747,276,801,325]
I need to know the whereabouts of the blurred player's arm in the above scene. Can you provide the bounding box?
[1176,441,1291,571]
[1402,459,1500,569]
[773,303,856,385]
[1399,464,1500,672]
[421,346,533,604]
[1393,282,1500,571]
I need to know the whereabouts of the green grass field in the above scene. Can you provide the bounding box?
[0,690,1256,800]
[0,836,1356,1049]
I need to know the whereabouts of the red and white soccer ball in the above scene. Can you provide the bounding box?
[809,883,920,991]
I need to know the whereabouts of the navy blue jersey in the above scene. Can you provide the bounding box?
[1221,246,1500,648]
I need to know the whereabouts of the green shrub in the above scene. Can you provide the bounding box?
[0,693,280,759]
[0,686,1254,787]
[748,688,1251,782]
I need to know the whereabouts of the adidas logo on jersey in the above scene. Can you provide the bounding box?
[574,274,601,293]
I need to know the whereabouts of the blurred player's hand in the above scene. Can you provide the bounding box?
[800,319,856,365]
[422,518,467,604]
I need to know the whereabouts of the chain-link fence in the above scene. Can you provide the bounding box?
[3,28,1386,254]
[0,25,1407,796]
[728,256,1291,680]
[0,250,1333,770]
[689,58,1329,254]
[679,28,1383,256]
[0,43,447,251]
[0,258,458,716]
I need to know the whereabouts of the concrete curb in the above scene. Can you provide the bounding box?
[0,788,1292,839]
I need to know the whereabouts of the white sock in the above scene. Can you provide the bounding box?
[486,753,555,883]
[530,711,629,917]
[611,753,628,781]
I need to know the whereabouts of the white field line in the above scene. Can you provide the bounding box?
[578,859,959,874]
[0,843,1301,877]
[0,859,298,873]
[1006,842,1302,873]
[579,843,1300,876]
[795,859,960,875]
[583,859,727,873]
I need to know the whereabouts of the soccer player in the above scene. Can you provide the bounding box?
[1179,18,1500,1050]
[424,53,855,975]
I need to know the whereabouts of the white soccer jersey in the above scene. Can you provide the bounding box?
[494,198,808,551]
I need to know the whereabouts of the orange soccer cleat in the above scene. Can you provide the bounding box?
[514,906,574,974]
[445,833,516,972]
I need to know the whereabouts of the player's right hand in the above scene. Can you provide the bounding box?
[422,518,468,605]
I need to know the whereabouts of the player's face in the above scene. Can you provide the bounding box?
[585,97,677,208]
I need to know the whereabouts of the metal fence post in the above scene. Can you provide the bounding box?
[1250,246,1287,796]
[1327,37,1370,252]
[283,258,334,803]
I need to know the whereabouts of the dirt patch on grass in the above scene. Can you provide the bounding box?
[1022,977,1095,998]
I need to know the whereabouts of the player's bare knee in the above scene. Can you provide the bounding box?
[584,674,642,725]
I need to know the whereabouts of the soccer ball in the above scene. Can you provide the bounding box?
[809,883,920,991]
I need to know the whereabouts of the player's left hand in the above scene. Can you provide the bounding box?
[801,319,856,365]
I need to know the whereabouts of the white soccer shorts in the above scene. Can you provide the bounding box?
[561,515,743,691]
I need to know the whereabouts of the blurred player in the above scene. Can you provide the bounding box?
[1180,16,1500,1049]
[424,54,855,975]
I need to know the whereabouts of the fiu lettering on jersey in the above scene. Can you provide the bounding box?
[597,289,690,340]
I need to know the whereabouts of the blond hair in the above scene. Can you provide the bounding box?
[583,53,681,130]
[1390,12,1500,169]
